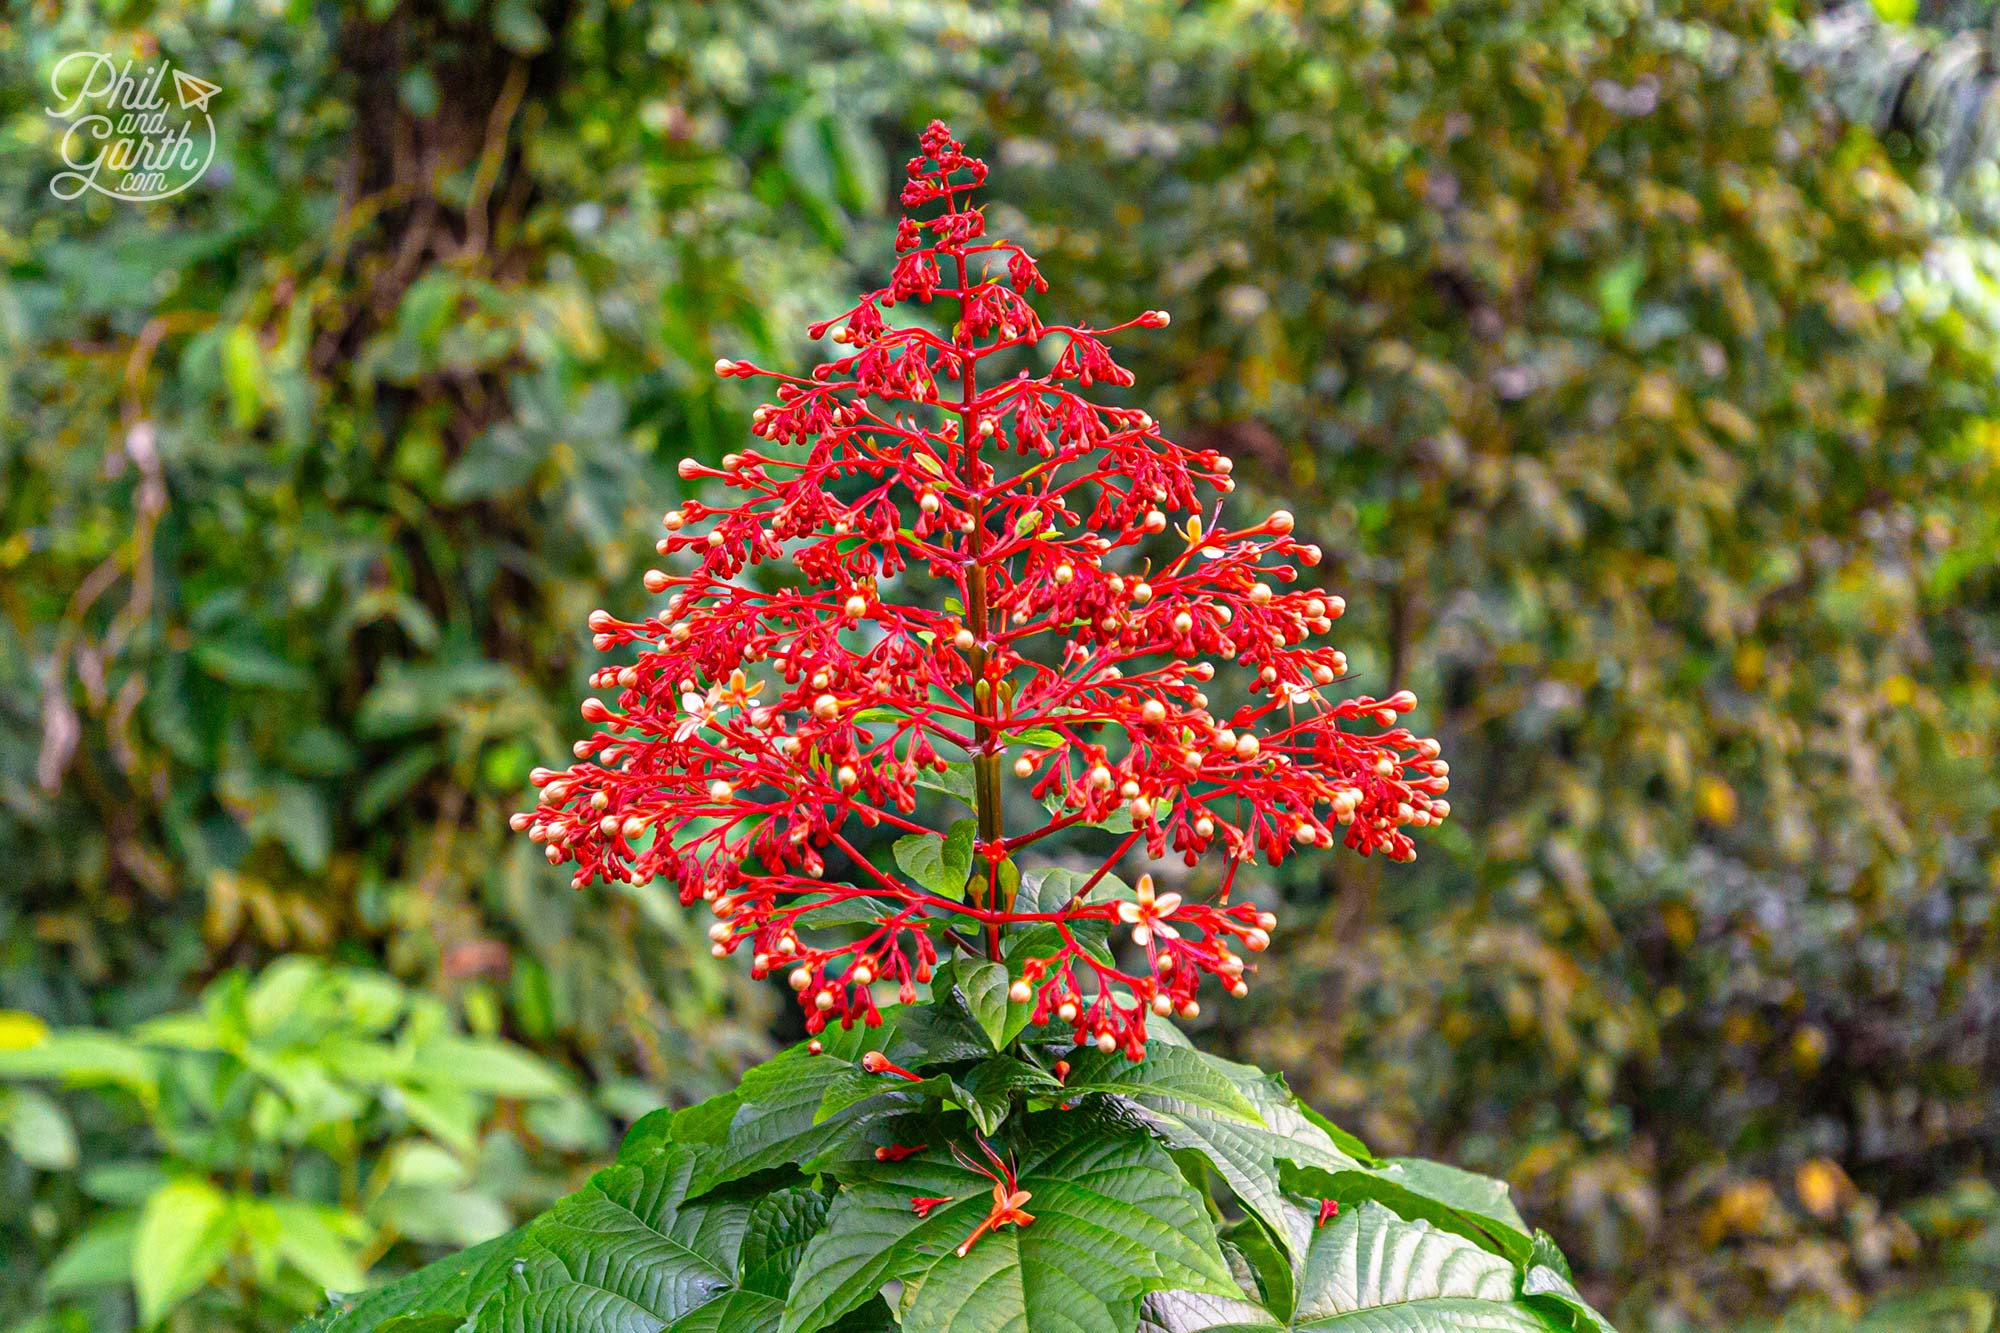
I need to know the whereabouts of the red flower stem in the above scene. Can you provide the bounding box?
[1058,832,1143,911]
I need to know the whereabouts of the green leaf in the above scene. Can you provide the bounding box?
[956,960,1018,1049]
[739,1187,832,1298]
[893,819,977,899]
[271,1201,372,1295]
[884,994,996,1067]
[951,1056,1062,1136]
[0,1029,159,1096]
[1064,1045,1266,1124]
[1,1085,78,1169]
[1220,1216,1295,1315]
[308,1145,764,1331]
[814,1066,952,1123]
[791,894,904,931]
[1520,1244,1617,1333]
[1106,1051,1362,1261]
[780,1109,1241,1333]
[1186,1202,1555,1331]
[298,1231,524,1332]
[41,1212,138,1296]
[1294,1103,1377,1167]
[1005,867,1115,962]
[914,763,977,806]
[1285,1156,1534,1266]
[133,1177,233,1325]
[690,1046,923,1191]
[410,1037,569,1099]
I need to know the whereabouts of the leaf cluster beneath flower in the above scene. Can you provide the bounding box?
[301,996,1618,1333]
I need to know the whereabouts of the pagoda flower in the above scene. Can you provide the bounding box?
[518,120,1447,1061]
[1117,873,1182,947]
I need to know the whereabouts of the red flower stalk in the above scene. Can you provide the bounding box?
[515,121,1448,1059]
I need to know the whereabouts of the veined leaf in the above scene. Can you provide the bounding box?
[1144,1052,1363,1260]
[955,960,1030,1049]
[914,763,977,806]
[1282,1156,1534,1266]
[306,1145,761,1332]
[1177,1202,1557,1331]
[687,1045,927,1191]
[893,819,977,900]
[1064,1045,1265,1124]
[780,1110,1240,1333]
[951,1056,1062,1136]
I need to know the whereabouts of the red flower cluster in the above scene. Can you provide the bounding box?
[514,123,1448,1059]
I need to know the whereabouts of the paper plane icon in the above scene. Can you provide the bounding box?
[172,69,220,112]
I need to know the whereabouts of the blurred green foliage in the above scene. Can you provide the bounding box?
[3,0,1999,1329]
[0,958,595,1330]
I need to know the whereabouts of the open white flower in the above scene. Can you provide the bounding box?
[1116,873,1182,947]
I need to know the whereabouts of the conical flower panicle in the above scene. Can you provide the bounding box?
[516,122,1448,1059]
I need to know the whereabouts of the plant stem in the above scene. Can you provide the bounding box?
[954,246,1005,961]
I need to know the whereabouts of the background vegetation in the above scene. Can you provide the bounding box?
[3,0,1998,1329]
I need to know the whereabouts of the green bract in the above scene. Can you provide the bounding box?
[301,994,1616,1333]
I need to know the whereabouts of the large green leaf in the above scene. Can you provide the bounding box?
[951,1056,1063,1135]
[676,1044,920,1191]
[1063,1045,1265,1124]
[780,1110,1241,1333]
[1180,1202,1559,1331]
[1283,1158,1534,1266]
[307,1145,772,1332]
[1103,1051,1363,1261]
